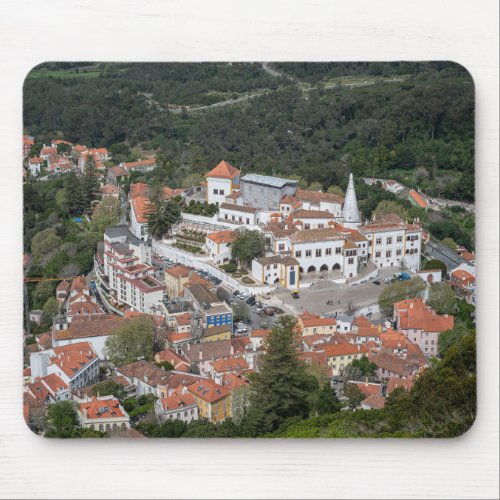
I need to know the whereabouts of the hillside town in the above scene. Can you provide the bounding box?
[22,134,476,438]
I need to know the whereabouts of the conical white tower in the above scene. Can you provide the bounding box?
[342,173,361,228]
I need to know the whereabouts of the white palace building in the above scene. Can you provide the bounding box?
[201,162,423,289]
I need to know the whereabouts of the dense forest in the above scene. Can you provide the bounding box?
[24,61,474,201]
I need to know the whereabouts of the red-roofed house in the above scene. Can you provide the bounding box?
[154,348,191,372]
[450,268,476,305]
[120,157,156,173]
[205,230,236,264]
[393,298,454,357]
[29,341,99,391]
[187,379,231,422]
[408,189,428,209]
[77,395,130,431]
[206,160,240,205]
[28,156,43,176]
[297,311,337,336]
[155,392,198,423]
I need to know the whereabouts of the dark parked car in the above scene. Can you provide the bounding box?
[373,280,381,285]
[246,296,256,305]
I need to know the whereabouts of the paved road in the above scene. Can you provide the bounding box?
[270,267,401,318]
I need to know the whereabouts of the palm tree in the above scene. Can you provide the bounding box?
[146,198,183,239]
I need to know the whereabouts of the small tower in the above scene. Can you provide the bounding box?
[342,173,361,229]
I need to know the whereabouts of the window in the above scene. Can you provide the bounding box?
[336,247,342,254]
[305,250,312,257]
[375,251,381,258]
[246,218,250,224]
[376,237,382,245]
[213,189,219,195]
[326,248,332,256]
[304,223,311,230]
[278,244,285,251]
[386,250,392,258]
[396,249,402,256]
[316,249,322,257]
[318,224,324,228]
[295,251,302,258]
[273,264,278,269]
[348,258,354,264]
[387,237,392,244]
[397,235,403,243]
[220,189,224,195]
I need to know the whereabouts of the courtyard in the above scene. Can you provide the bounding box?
[267,267,406,319]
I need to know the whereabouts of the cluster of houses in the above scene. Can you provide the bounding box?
[24,265,454,432]
[22,154,473,436]
[23,135,157,180]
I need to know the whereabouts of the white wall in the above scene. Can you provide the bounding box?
[153,239,273,294]
[207,177,232,205]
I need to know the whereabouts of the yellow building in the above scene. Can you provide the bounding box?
[200,324,232,343]
[320,343,369,377]
[165,264,190,299]
[297,311,337,336]
[187,379,231,422]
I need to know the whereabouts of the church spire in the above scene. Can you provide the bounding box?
[343,173,361,228]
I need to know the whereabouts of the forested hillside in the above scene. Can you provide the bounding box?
[24,62,474,201]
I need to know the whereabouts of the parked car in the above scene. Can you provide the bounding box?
[264,307,275,316]
[246,296,256,305]
[373,280,381,285]
[291,290,299,299]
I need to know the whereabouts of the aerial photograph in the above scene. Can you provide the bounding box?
[22,61,476,438]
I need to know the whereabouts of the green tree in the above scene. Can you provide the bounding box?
[64,172,85,215]
[91,196,120,233]
[441,237,457,252]
[378,277,426,316]
[42,297,60,323]
[327,185,345,196]
[315,383,341,415]
[344,384,365,409]
[150,419,187,437]
[33,281,56,309]
[31,228,61,261]
[438,323,469,357]
[104,316,155,366]
[245,316,316,434]
[81,155,100,211]
[231,229,266,267]
[91,380,127,401]
[56,142,72,155]
[45,401,79,438]
[232,301,250,323]
[427,282,457,314]
[155,360,174,371]
[373,200,409,221]
[146,198,182,239]
[422,259,447,273]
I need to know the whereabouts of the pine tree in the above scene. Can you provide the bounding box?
[245,316,316,434]
[81,155,100,212]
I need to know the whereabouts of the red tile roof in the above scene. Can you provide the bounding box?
[206,160,240,180]
[361,394,386,409]
[80,396,126,420]
[187,379,230,403]
[207,230,236,245]
[50,342,97,378]
[394,298,454,332]
[348,380,382,397]
[408,189,428,208]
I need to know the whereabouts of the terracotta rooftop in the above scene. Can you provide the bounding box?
[289,227,343,244]
[187,379,230,403]
[206,160,240,180]
[394,298,454,332]
[220,202,257,214]
[295,189,344,205]
[207,230,236,245]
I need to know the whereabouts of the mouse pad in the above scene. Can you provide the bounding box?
[22,62,475,438]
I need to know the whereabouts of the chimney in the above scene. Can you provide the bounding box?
[144,374,149,383]
[199,350,203,360]
[230,345,234,356]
